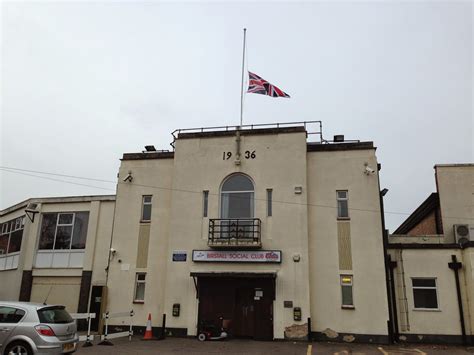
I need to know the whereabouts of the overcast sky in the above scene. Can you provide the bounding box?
[1,1,472,231]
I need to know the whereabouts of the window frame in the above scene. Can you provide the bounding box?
[0,216,25,271]
[38,212,88,252]
[340,275,354,309]
[53,213,75,250]
[133,272,147,303]
[267,189,273,217]
[35,212,90,269]
[203,190,209,218]
[336,190,350,220]
[412,277,439,310]
[141,195,153,223]
[220,174,255,219]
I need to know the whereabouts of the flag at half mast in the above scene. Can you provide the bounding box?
[247,71,290,98]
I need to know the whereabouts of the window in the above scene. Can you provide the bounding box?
[203,191,209,218]
[141,196,152,222]
[38,213,89,250]
[220,174,254,219]
[267,189,273,217]
[134,273,146,302]
[0,307,25,323]
[37,306,72,323]
[341,275,354,307]
[337,191,349,219]
[55,213,74,250]
[412,278,438,309]
[0,216,25,271]
[36,212,90,268]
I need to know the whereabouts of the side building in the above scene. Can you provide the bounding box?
[106,122,390,342]
[0,195,115,331]
[388,164,474,344]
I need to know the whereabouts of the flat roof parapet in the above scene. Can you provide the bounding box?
[122,151,175,161]
[1,195,116,216]
[434,163,474,168]
[171,121,324,148]
[307,141,374,152]
[124,121,374,159]
[177,126,306,140]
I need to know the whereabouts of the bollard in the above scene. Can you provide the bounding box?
[160,314,166,340]
[82,314,93,347]
[129,310,134,341]
[98,312,113,346]
[307,317,312,342]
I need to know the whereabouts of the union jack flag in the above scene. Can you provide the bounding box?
[247,71,290,98]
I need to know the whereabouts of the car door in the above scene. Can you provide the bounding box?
[0,306,25,348]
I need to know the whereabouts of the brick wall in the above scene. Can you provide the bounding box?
[407,211,438,235]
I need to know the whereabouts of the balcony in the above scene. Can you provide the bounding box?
[208,218,261,249]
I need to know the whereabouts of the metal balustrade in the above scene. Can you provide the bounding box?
[208,218,261,249]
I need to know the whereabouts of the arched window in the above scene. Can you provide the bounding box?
[220,174,254,219]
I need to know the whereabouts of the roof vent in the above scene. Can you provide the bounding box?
[333,135,344,142]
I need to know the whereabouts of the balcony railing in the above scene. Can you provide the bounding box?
[208,218,261,249]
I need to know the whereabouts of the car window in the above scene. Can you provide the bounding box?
[0,306,26,323]
[37,306,73,324]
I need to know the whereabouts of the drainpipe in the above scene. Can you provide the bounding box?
[388,255,399,341]
[448,254,467,345]
[102,174,119,334]
[377,167,395,343]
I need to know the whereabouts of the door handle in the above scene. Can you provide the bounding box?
[1,328,10,332]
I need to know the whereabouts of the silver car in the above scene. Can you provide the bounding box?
[0,302,78,355]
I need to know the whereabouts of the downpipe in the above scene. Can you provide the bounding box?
[448,254,467,345]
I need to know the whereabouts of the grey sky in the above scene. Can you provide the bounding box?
[1,1,472,231]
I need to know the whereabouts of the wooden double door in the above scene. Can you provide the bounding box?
[198,277,274,340]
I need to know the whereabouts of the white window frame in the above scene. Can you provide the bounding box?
[141,196,153,222]
[336,190,349,219]
[412,277,439,310]
[134,273,146,303]
[54,213,75,250]
[340,275,354,308]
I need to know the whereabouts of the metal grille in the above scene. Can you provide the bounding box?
[337,221,352,270]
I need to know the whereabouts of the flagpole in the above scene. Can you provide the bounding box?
[240,28,247,127]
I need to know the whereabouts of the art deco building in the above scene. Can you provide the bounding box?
[1,122,392,342]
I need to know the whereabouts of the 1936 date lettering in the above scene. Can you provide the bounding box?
[222,151,256,160]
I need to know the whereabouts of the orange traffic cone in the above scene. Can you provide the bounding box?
[142,313,156,340]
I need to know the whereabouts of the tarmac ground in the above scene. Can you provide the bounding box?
[75,336,474,354]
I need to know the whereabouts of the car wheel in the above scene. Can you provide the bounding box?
[197,333,207,341]
[5,341,32,355]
